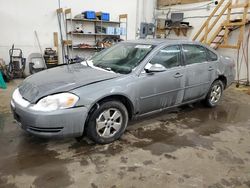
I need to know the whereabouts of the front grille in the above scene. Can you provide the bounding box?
[27,126,63,133]
[13,111,21,123]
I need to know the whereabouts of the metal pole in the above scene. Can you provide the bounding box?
[246,28,250,85]
[34,31,47,69]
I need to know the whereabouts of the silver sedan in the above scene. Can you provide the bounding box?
[11,39,235,144]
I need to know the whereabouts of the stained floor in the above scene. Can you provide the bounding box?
[1,80,250,188]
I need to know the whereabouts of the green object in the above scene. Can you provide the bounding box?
[0,71,7,89]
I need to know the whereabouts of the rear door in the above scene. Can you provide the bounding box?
[182,44,215,102]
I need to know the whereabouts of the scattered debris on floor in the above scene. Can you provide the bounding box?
[235,85,250,95]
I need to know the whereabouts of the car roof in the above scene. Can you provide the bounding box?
[123,39,202,46]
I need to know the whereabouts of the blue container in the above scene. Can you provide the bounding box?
[97,12,110,21]
[83,11,96,19]
[115,27,121,35]
[120,27,127,35]
[106,27,115,35]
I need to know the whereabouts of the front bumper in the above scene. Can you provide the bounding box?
[11,100,89,138]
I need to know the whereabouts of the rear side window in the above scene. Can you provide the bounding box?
[183,45,207,65]
[207,49,218,61]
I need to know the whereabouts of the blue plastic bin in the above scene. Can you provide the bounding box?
[83,11,96,19]
[115,27,121,35]
[120,27,127,35]
[97,12,110,21]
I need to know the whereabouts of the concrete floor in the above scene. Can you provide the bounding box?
[1,80,250,188]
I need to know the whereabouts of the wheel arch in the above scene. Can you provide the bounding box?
[216,75,227,89]
[87,94,135,120]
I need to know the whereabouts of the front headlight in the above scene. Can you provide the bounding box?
[30,93,79,112]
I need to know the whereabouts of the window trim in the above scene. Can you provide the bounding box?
[181,44,209,66]
[205,48,218,62]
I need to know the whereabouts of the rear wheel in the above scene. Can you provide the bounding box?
[205,80,223,107]
[86,101,128,144]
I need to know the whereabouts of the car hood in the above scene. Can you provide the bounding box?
[19,63,119,103]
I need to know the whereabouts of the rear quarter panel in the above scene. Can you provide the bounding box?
[217,55,235,88]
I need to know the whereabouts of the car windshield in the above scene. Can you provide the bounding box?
[90,43,155,74]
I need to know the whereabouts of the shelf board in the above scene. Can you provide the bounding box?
[73,47,103,50]
[73,46,104,50]
[68,45,105,50]
[66,18,120,24]
[68,32,120,37]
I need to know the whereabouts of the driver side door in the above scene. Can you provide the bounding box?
[137,45,185,115]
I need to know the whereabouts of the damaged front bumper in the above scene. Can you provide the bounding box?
[11,99,88,138]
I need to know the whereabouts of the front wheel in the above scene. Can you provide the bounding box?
[86,101,128,144]
[204,80,224,107]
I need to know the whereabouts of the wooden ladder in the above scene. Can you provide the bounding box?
[193,0,250,49]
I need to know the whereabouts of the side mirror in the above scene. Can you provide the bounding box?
[145,63,167,73]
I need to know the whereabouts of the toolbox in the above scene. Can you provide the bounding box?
[96,12,110,21]
[43,48,58,66]
[83,11,96,19]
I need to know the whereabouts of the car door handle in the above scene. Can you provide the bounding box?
[174,73,183,78]
[208,66,214,71]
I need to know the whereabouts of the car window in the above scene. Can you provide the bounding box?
[183,45,207,65]
[207,49,218,61]
[102,46,130,60]
[149,45,181,69]
[91,43,154,74]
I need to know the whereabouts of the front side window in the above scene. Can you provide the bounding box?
[149,45,181,69]
[90,43,155,74]
[183,45,207,65]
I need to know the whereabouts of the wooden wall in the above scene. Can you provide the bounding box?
[157,0,210,8]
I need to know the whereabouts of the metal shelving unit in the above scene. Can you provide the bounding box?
[68,45,105,50]
[65,9,127,53]
[67,18,121,24]
[68,32,120,37]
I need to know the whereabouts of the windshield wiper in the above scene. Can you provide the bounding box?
[80,59,90,67]
[83,56,93,67]
[95,64,113,72]
[85,60,90,67]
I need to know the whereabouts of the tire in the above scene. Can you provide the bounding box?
[86,101,128,144]
[205,80,224,107]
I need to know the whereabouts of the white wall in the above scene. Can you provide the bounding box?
[156,0,250,82]
[0,0,156,63]
[1,0,247,81]
[0,0,58,62]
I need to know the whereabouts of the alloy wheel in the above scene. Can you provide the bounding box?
[96,108,123,138]
[210,84,222,104]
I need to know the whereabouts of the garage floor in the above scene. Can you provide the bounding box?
[1,80,250,188]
